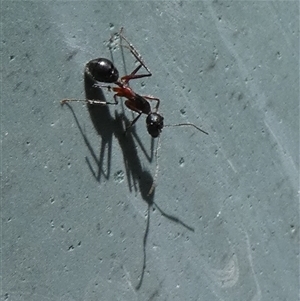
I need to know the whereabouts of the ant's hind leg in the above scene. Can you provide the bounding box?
[93,83,113,91]
[60,93,119,106]
[61,98,108,106]
[121,64,152,83]
[119,27,152,76]
[91,84,119,105]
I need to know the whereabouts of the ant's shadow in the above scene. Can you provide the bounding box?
[64,64,194,290]
[85,69,155,197]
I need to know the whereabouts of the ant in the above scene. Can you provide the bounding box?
[61,28,208,137]
[61,28,208,194]
[85,58,162,138]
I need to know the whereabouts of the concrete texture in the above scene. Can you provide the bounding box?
[2,1,299,300]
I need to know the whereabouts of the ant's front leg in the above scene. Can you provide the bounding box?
[143,95,160,111]
[123,99,143,131]
[127,112,142,130]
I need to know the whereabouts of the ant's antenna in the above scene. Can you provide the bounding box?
[165,123,209,135]
[147,123,208,195]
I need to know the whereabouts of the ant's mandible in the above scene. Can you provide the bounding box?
[61,28,208,138]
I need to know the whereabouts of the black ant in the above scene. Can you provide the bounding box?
[85,57,163,138]
[61,28,208,194]
[62,28,208,137]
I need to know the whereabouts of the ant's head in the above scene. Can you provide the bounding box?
[85,58,119,83]
[146,113,164,138]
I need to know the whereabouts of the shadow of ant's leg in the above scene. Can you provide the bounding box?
[126,112,142,132]
[147,135,161,196]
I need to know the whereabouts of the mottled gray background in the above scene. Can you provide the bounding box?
[2,1,299,300]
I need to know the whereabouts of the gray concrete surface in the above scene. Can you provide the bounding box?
[2,1,299,300]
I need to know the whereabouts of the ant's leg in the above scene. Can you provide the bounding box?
[60,94,119,106]
[61,98,104,105]
[126,112,142,130]
[111,94,119,105]
[121,64,152,83]
[142,95,160,111]
[93,83,113,90]
[95,93,119,105]
[91,83,119,105]
[123,100,143,131]
[119,27,152,76]
[61,98,111,106]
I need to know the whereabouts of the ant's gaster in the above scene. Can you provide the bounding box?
[85,58,119,83]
